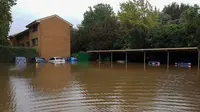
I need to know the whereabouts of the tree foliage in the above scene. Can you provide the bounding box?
[71,3,120,52]
[147,24,187,48]
[118,0,159,29]
[163,2,191,20]
[117,0,159,48]
[71,1,200,53]
[0,0,17,45]
[148,5,200,48]
[181,7,200,47]
[82,4,115,28]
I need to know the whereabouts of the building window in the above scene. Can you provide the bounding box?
[27,42,30,47]
[32,25,38,32]
[17,36,24,41]
[32,38,38,46]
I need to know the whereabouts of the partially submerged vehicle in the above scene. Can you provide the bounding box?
[49,57,65,64]
[175,59,191,68]
[65,57,78,62]
[31,57,46,63]
[117,60,126,64]
[148,61,160,67]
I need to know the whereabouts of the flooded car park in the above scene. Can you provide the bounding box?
[0,62,200,111]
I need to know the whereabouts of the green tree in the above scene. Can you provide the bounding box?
[118,0,159,48]
[159,13,172,24]
[163,2,191,21]
[147,24,187,48]
[73,3,120,51]
[147,5,200,48]
[82,3,115,28]
[0,0,17,46]
[71,26,90,53]
[71,28,79,53]
[72,2,200,52]
[88,17,120,50]
[181,7,200,47]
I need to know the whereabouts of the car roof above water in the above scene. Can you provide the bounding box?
[54,57,63,58]
[49,57,64,59]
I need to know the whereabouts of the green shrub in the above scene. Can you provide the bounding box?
[0,45,36,62]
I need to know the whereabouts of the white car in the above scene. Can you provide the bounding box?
[48,57,65,64]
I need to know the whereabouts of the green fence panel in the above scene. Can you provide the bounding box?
[77,52,89,62]
[0,45,36,62]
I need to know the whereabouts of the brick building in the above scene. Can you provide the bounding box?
[8,15,72,60]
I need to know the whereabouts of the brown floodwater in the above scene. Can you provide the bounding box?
[0,62,200,112]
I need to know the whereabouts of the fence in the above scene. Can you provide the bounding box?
[0,45,36,62]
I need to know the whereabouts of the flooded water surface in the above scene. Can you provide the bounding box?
[0,62,200,112]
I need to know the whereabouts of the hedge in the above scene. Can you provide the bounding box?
[0,45,37,62]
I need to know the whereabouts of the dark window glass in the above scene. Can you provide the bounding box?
[49,58,54,60]
[32,25,38,32]
[32,38,38,46]
[56,58,63,60]
[24,31,29,36]
[17,36,24,41]
[27,42,30,47]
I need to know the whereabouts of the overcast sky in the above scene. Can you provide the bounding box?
[10,0,200,35]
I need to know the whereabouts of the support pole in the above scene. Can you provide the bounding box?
[167,51,169,70]
[125,51,128,69]
[99,52,101,68]
[144,51,146,70]
[198,50,200,70]
[111,52,113,68]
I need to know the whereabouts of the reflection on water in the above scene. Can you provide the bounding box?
[0,64,11,112]
[0,62,200,111]
[32,64,71,93]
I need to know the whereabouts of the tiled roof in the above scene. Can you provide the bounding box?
[8,14,73,38]
[26,14,73,28]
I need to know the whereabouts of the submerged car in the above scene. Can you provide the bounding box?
[48,57,65,64]
[148,61,160,67]
[35,57,46,63]
[30,57,46,63]
[65,57,78,62]
[175,59,192,68]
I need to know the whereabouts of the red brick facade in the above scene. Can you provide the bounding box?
[9,15,72,60]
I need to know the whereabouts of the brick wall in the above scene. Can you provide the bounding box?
[39,16,71,60]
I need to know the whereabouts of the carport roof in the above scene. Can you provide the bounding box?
[87,47,198,53]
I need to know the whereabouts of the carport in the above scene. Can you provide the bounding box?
[87,47,199,69]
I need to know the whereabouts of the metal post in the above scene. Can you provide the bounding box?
[99,52,101,68]
[125,51,128,69]
[144,51,146,70]
[111,52,113,68]
[167,51,169,70]
[198,50,200,70]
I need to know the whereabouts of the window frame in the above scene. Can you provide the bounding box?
[26,41,30,47]
[32,38,38,46]
[32,25,38,32]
